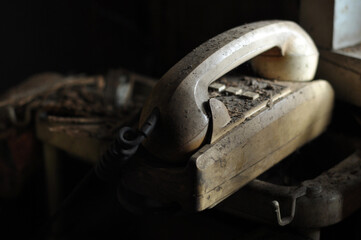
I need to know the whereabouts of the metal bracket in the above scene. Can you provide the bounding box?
[272,186,306,226]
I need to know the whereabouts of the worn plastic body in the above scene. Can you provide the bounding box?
[139,20,319,163]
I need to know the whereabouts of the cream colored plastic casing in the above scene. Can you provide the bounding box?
[140,20,319,163]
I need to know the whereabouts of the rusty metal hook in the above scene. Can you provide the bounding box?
[272,186,306,226]
[272,199,297,226]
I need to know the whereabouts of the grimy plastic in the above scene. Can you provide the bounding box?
[139,20,319,163]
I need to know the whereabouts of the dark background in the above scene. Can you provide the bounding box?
[5,1,361,240]
[0,0,299,93]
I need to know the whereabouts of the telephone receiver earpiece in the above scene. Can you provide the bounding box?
[139,20,319,163]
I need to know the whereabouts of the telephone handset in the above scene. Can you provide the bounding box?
[124,21,333,211]
[139,20,319,163]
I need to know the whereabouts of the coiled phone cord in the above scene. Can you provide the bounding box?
[96,108,159,182]
[40,108,159,236]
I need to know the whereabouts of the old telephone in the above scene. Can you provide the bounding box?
[30,20,336,237]
[117,20,334,211]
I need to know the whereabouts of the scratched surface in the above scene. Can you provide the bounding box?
[209,76,287,121]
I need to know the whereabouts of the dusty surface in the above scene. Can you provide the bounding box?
[209,76,286,121]
[337,43,361,58]
[0,70,155,140]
